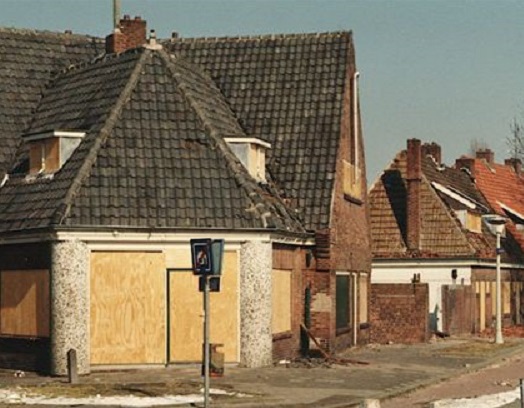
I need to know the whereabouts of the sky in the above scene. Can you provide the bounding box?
[1,0,523,184]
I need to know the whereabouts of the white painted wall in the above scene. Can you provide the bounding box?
[372,263,472,332]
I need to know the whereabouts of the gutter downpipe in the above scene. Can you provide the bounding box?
[353,71,360,179]
[352,272,358,346]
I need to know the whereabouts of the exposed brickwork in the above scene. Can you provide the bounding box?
[328,61,371,352]
[105,15,146,54]
[370,283,429,344]
[406,138,422,252]
[422,142,442,165]
[476,148,494,164]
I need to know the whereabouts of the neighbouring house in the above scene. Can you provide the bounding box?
[0,16,371,375]
[456,149,524,324]
[369,139,524,340]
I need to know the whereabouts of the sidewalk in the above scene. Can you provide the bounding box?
[1,337,523,407]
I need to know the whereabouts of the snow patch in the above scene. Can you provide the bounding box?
[433,387,520,408]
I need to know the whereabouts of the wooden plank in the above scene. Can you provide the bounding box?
[479,282,486,331]
[272,269,291,334]
[90,252,166,365]
[169,251,238,363]
[0,270,49,337]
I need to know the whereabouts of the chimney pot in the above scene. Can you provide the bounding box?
[476,148,494,165]
[171,31,179,40]
[64,29,72,34]
[422,142,441,165]
[123,14,130,20]
[455,156,476,179]
[134,15,142,20]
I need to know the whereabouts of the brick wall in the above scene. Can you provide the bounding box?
[370,283,429,344]
[324,45,371,351]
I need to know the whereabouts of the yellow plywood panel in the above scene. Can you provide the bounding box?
[45,138,60,172]
[90,252,166,365]
[271,269,291,334]
[359,274,368,323]
[170,251,238,362]
[165,248,192,269]
[0,270,49,337]
[479,282,486,331]
[491,282,496,317]
[503,282,511,315]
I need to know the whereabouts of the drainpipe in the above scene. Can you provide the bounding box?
[353,72,360,178]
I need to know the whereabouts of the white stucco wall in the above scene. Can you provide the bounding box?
[371,263,472,331]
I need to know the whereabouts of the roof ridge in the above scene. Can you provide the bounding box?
[52,49,150,225]
[54,47,144,77]
[168,30,351,43]
[0,26,100,40]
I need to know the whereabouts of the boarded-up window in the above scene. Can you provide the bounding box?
[336,275,350,329]
[359,273,368,323]
[272,269,291,334]
[503,281,511,315]
[29,139,60,174]
[0,270,50,337]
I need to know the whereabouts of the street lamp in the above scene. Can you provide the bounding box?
[484,215,507,344]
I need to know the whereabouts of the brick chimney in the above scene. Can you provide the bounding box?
[505,158,522,175]
[406,139,422,251]
[105,15,147,54]
[455,156,476,178]
[422,142,441,165]
[476,148,494,165]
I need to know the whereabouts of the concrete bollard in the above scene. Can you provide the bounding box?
[360,399,381,408]
[67,349,78,384]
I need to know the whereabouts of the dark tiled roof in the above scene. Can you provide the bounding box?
[0,48,305,234]
[168,32,352,230]
[370,150,494,259]
[0,28,103,173]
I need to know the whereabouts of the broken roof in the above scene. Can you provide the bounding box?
[0,47,305,234]
[0,28,356,234]
[369,148,495,260]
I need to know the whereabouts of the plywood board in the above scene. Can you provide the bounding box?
[169,251,238,362]
[90,252,166,365]
[0,270,49,337]
[165,248,192,269]
[272,269,291,334]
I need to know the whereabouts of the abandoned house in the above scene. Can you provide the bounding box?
[0,16,371,374]
[369,139,524,340]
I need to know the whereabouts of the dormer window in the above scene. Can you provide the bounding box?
[225,137,270,182]
[455,210,482,233]
[23,130,85,175]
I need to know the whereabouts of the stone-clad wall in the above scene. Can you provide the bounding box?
[50,240,90,375]
[240,241,272,367]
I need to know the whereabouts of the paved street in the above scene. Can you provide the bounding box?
[0,336,523,407]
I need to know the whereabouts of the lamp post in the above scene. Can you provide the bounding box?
[485,215,506,344]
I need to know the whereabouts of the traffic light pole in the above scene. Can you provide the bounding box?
[203,275,210,408]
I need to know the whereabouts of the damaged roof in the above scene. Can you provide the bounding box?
[0,47,305,234]
[369,148,496,260]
